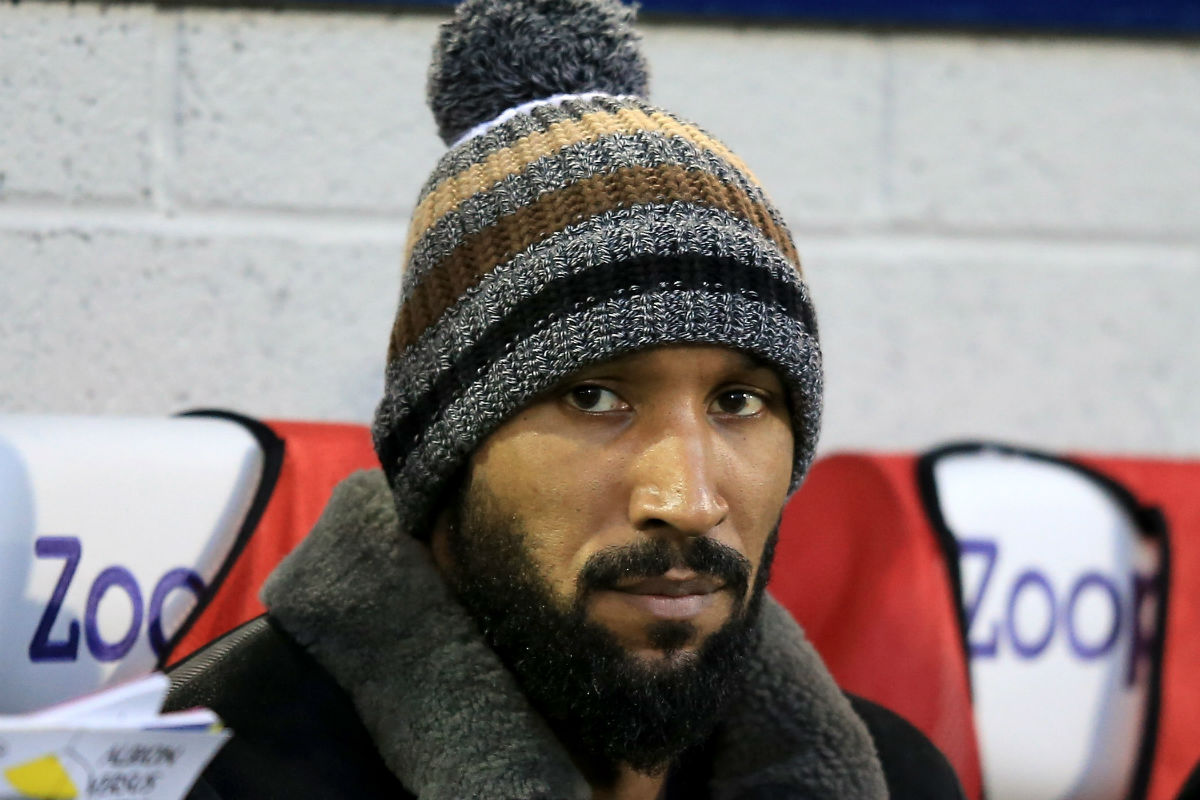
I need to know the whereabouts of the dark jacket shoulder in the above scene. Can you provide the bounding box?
[848,695,966,800]
[165,616,409,800]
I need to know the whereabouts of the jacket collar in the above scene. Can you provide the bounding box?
[262,470,886,800]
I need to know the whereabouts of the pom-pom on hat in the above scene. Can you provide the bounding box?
[428,0,649,146]
[374,0,822,535]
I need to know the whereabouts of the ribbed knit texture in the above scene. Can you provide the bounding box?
[373,1,822,535]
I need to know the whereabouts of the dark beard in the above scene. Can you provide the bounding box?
[444,481,777,776]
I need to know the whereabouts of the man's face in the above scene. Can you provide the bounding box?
[434,343,795,769]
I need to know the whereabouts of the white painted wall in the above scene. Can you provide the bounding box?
[2,2,1198,457]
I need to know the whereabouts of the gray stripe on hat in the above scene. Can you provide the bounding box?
[379,291,820,535]
[403,130,785,303]
[386,203,804,422]
[415,94,639,203]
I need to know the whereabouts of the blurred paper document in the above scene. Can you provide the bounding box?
[0,673,227,800]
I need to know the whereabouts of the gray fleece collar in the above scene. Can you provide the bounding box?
[261,470,886,800]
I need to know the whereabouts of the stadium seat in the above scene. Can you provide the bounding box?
[776,444,1199,800]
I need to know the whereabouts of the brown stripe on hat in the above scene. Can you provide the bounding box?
[406,105,768,264]
[389,162,799,359]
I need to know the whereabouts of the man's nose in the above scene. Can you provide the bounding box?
[627,415,728,537]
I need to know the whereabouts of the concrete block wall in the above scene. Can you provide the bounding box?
[3,2,1198,457]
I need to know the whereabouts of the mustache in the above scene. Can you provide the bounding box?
[576,537,752,600]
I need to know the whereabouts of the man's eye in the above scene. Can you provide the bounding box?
[564,385,626,412]
[711,390,765,417]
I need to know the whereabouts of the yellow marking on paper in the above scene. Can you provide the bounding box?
[4,753,78,799]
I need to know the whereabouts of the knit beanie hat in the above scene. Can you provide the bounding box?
[373,0,822,535]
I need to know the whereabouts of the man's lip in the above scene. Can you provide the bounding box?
[611,575,724,597]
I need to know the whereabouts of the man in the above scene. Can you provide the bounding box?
[168,0,965,797]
